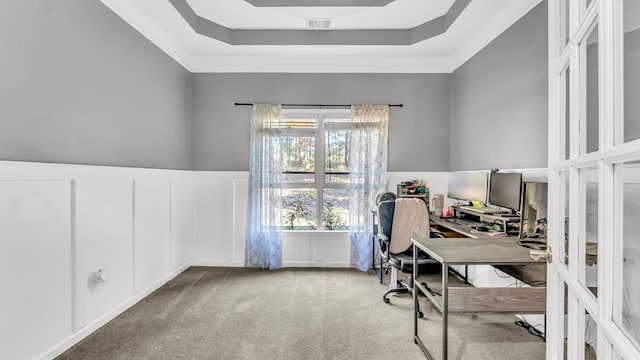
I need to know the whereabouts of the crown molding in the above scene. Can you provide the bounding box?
[244,0,395,6]
[187,55,454,73]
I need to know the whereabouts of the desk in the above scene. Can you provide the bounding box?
[412,235,546,359]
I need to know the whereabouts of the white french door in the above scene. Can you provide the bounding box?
[547,0,640,359]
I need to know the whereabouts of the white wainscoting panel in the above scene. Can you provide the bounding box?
[0,181,73,360]
[0,161,191,360]
[192,175,237,265]
[0,162,548,360]
[192,171,458,267]
[74,180,134,331]
[133,178,172,293]
[192,172,353,267]
[171,174,192,270]
[232,178,248,265]
[281,232,351,267]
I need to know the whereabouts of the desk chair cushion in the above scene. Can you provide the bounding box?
[389,233,443,275]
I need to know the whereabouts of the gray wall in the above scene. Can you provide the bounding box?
[191,73,451,171]
[450,1,548,171]
[0,0,191,169]
[0,0,551,172]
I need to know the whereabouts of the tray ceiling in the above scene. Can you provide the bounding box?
[99,0,543,73]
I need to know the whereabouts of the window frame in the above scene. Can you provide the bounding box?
[280,108,351,231]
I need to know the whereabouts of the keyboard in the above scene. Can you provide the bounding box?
[458,205,509,214]
[445,218,485,229]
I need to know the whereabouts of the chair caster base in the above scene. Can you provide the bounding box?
[417,311,424,318]
[383,297,390,303]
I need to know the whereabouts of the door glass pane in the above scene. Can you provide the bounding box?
[565,67,572,160]
[563,170,571,266]
[583,167,598,297]
[623,0,640,143]
[584,24,599,154]
[586,0,594,11]
[620,160,640,350]
[562,0,571,48]
[282,189,317,230]
[585,311,598,359]
[323,188,348,230]
[563,284,569,359]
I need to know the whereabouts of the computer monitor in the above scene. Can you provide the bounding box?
[447,172,488,203]
[488,172,523,211]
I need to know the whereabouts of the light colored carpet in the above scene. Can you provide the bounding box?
[56,267,545,360]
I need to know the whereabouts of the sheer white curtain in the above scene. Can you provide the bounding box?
[349,104,389,271]
[245,103,283,269]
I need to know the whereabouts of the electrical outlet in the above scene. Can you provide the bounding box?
[91,269,107,293]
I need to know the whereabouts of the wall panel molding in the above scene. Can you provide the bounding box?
[0,161,192,360]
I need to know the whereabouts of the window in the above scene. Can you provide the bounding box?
[278,109,350,231]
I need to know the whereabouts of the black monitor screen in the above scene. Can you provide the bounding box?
[447,172,488,203]
[488,172,523,210]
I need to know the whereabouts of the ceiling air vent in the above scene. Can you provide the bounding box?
[307,18,332,30]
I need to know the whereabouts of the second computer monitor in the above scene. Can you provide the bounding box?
[447,172,488,203]
[488,172,523,211]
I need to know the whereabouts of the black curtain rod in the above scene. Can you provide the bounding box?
[234,102,403,108]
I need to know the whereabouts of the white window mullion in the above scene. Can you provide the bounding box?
[611,160,625,340]
[568,164,583,359]
[567,291,586,359]
[597,0,615,358]
[599,158,614,360]
[317,114,325,229]
[602,319,640,360]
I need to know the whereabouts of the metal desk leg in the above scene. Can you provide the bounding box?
[413,244,418,339]
[372,234,384,284]
[464,265,468,284]
[442,263,449,359]
[372,234,376,273]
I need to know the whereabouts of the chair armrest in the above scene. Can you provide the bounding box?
[377,233,390,257]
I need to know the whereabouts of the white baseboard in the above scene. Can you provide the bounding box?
[190,260,245,267]
[191,260,352,268]
[282,261,351,268]
[37,263,190,360]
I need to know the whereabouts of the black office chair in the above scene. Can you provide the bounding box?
[374,191,397,283]
[376,193,445,316]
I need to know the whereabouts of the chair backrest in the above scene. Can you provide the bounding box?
[377,199,395,240]
[389,198,429,254]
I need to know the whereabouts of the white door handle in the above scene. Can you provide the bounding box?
[530,245,552,263]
